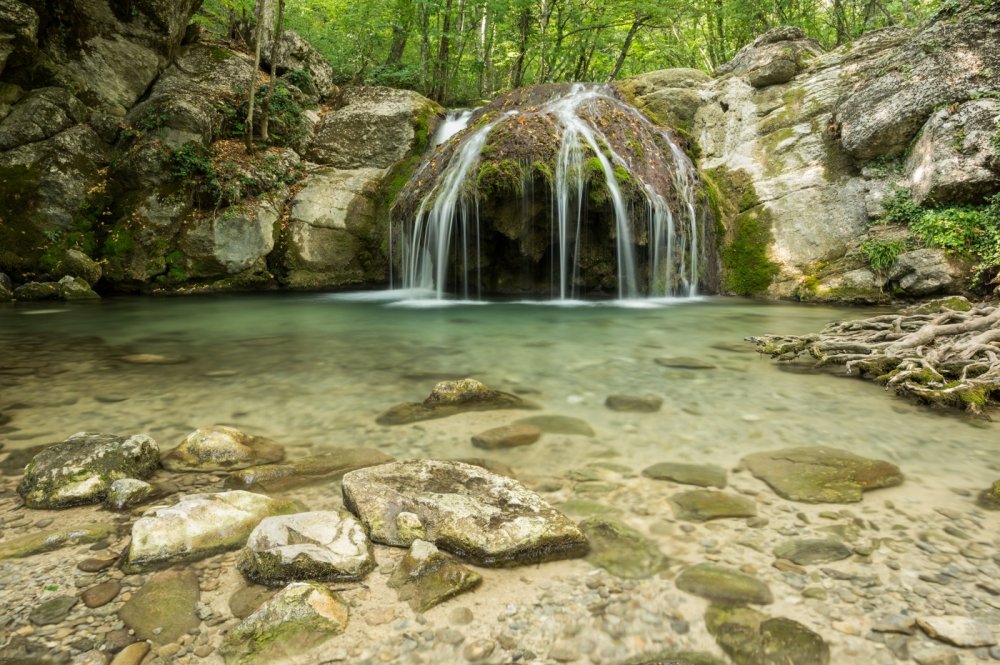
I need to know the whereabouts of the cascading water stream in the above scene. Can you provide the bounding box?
[392,84,704,301]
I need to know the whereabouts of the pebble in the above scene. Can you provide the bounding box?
[463,639,496,662]
[109,641,151,665]
[81,581,121,609]
[448,606,474,625]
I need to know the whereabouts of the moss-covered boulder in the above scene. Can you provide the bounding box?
[342,459,588,566]
[388,539,483,612]
[237,511,375,585]
[675,563,773,605]
[0,522,114,559]
[741,446,903,503]
[579,517,667,579]
[220,582,349,665]
[125,491,303,571]
[705,605,830,665]
[52,248,101,285]
[377,378,539,425]
[17,432,160,508]
[161,425,285,472]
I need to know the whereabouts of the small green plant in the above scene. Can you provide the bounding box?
[991,121,1000,155]
[860,238,905,275]
[284,68,315,93]
[881,188,922,226]
[135,106,170,133]
[170,142,215,180]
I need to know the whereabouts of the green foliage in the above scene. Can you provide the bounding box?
[859,238,905,275]
[283,68,315,93]
[991,120,1000,155]
[881,188,923,226]
[171,143,215,181]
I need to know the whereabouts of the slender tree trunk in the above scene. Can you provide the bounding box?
[385,0,413,66]
[245,0,269,152]
[261,0,285,143]
[607,15,647,82]
[419,4,431,93]
[511,8,531,88]
[431,0,454,102]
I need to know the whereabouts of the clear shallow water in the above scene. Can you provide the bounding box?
[0,293,996,494]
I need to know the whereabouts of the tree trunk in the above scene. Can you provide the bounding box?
[260,0,285,143]
[511,8,531,88]
[607,15,647,82]
[245,0,270,152]
[431,0,454,102]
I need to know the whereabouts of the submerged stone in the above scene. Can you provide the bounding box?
[705,605,830,665]
[675,563,773,605]
[742,446,903,503]
[17,432,160,508]
[671,490,757,522]
[237,511,375,585]
[119,570,200,645]
[29,595,78,625]
[0,522,114,559]
[125,491,303,571]
[513,414,596,437]
[224,448,394,491]
[655,356,717,370]
[622,652,727,665]
[773,539,851,565]
[643,462,727,488]
[388,539,483,612]
[161,425,284,472]
[377,378,538,425]
[342,459,588,566]
[605,394,663,412]
[220,582,349,665]
[471,423,541,449]
[104,478,155,510]
[579,517,666,579]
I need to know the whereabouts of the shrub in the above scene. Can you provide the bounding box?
[860,238,906,275]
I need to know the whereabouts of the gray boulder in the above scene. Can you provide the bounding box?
[0,87,88,151]
[716,27,824,88]
[0,0,38,78]
[887,248,966,297]
[17,432,160,508]
[905,98,1000,205]
[57,275,99,300]
[105,478,155,510]
[618,68,711,129]
[342,459,589,566]
[177,197,283,278]
[262,30,337,100]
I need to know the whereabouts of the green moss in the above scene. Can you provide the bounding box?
[757,127,794,178]
[0,164,45,275]
[102,226,135,258]
[476,159,525,198]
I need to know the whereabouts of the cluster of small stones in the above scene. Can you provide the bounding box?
[0,378,998,665]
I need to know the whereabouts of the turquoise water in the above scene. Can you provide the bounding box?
[0,293,995,494]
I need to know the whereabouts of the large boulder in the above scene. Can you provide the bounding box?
[715,27,824,88]
[262,30,336,100]
[342,459,589,566]
[905,98,1000,205]
[886,248,966,297]
[618,68,711,129]
[178,198,282,277]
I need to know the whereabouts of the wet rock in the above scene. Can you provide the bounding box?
[119,570,200,645]
[237,511,375,585]
[161,425,284,472]
[471,424,541,450]
[17,432,160,508]
[671,490,757,521]
[513,414,595,437]
[886,249,965,297]
[77,555,118,572]
[125,491,302,571]
[81,580,121,608]
[342,459,588,566]
[741,446,903,503]
[604,394,663,412]
[622,652,727,665]
[57,275,99,300]
[119,353,188,365]
[104,478,155,510]
[224,448,394,491]
[579,517,666,579]
[53,249,101,286]
[705,605,830,665]
[12,280,60,301]
[220,582,348,665]
[388,539,482,612]
[0,522,114,559]
[976,480,1000,510]
[909,643,959,665]
[618,68,712,130]
[904,296,973,315]
[873,613,917,635]
[557,498,622,518]
[917,616,996,647]
[30,595,78,625]
[716,27,824,88]
[654,356,717,370]
[675,563,773,605]
[377,379,538,425]
[643,462,727,488]
[773,539,851,565]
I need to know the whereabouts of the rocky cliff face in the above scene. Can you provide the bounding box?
[623,4,1000,303]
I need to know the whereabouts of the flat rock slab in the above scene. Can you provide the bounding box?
[0,523,114,559]
[237,511,375,585]
[126,491,302,571]
[654,356,717,370]
[17,432,160,508]
[605,395,663,412]
[220,582,348,665]
[119,570,200,644]
[161,425,284,471]
[342,459,589,566]
[643,462,727,488]
[742,446,903,503]
[917,616,997,647]
[579,517,666,579]
[29,595,78,625]
[105,478,154,510]
[671,490,757,521]
[377,378,538,425]
[706,605,830,665]
[513,414,595,437]
[388,539,482,612]
[224,448,394,492]
[774,539,851,565]
[471,424,541,450]
[676,563,773,605]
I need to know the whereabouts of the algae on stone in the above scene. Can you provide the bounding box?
[0,523,115,559]
[675,563,773,605]
[579,517,667,579]
[388,539,483,612]
[705,605,830,665]
[742,446,903,503]
[119,570,200,645]
[377,378,538,425]
[671,490,757,522]
[224,448,394,491]
[643,462,727,488]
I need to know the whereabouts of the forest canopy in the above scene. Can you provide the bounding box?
[197,0,945,105]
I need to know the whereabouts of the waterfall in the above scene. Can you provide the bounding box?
[393,84,703,300]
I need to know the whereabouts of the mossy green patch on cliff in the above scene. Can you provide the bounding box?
[703,167,778,296]
[477,159,525,198]
[0,164,44,275]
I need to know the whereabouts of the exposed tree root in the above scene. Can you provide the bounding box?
[749,304,1000,418]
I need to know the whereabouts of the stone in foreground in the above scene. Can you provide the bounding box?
[224,448,394,491]
[0,523,114,559]
[126,491,302,571]
[742,446,903,503]
[388,539,482,612]
[675,563,773,605]
[579,517,666,579]
[104,478,155,510]
[471,423,541,450]
[643,462,727,488]
[917,616,997,648]
[706,605,830,665]
[237,511,375,585]
[773,539,851,565]
[119,570,200,645]
[671,490,757,522]
[605,394,663,412]
[161,425,284,471]
[220,582,348,665]
[377,378,538,425]
[17,432,160,508]
[342,459,588,566]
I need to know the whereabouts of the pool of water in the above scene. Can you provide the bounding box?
[0,292,994,492]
